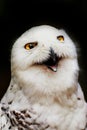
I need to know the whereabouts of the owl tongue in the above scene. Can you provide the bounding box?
[48,64,58,72]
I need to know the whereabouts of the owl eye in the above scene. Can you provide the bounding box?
[24,42,38,50]
[57,35,64,42]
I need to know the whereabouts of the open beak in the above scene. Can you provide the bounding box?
[42,48,61,72]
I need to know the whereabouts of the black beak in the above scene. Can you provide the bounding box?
[43,48,61,72]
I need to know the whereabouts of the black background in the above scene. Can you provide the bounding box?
[0,0,87,100]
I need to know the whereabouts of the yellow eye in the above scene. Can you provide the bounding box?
[57,35,64,42]
[24,42,38,50]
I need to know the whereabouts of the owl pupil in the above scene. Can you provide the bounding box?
[29,44,34,49]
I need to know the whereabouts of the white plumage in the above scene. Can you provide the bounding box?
[0,25,87,130]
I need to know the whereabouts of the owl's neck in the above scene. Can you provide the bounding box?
[1,75,78,109]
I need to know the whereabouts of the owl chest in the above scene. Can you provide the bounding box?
[31,101,85,130]
[32,103,74,130]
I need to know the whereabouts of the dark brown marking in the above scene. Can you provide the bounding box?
[8,101,13,105]
[77,97,81,100]
[8,126,12,129]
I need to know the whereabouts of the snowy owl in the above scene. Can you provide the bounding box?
[0,25,87,130]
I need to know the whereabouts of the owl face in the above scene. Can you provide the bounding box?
[11,25,79,95]
[11,25,77,73]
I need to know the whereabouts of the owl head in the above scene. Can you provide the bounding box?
[11,25,79,96]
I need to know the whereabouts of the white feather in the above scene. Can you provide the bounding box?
[0,25,87,130]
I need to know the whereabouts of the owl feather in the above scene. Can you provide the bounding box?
[0,25,87,130]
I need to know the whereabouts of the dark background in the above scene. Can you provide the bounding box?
[0,0,87,100]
